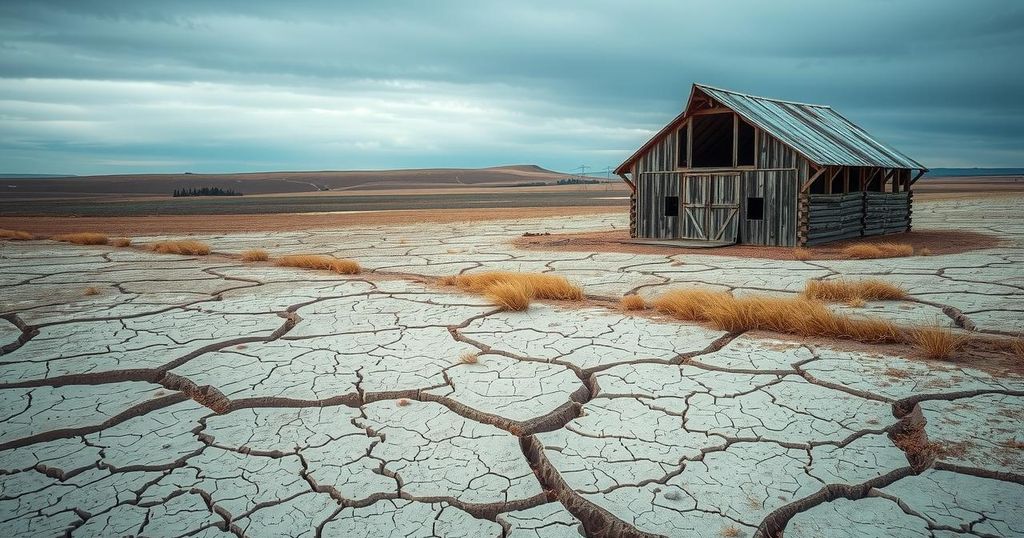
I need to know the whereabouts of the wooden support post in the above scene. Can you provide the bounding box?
[843,167,850,194]
[801,166,827,193]
[909,169,924,186]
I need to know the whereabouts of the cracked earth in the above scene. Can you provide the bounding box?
[1,196,1022,537]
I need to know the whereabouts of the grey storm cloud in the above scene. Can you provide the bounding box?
[0,0,1021,174]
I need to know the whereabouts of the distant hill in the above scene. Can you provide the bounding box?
[0,173,75,179]
[0,165,574,197]
[923,168,1024,178]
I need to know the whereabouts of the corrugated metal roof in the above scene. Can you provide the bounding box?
[695,84,925,169]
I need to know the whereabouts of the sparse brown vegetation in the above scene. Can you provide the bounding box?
[110,237,132,247]
[53,232,109,245]
[846,297,867,308]
[912,327,967,360]
[150,240,211,255]
[396,398,411,407]
[918,247,932,256]
[458,350,480,364]
[83,286,100,296]
[240,249,270,262]
[792,247,813,261]
[0,229,33,240]
[721,525,742,537]
[620,294,647,311]
[1012,339,1024,360]
[441,271,584,309]
[804,279,907,303]
[841,242,915,259]
[276,254,361,274]
[652,289,903,344]
[484,281,533,311]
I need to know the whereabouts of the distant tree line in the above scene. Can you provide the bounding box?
[172,187,243,197]
[557,178,602,185]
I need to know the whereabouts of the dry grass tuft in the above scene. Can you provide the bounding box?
[792,247,813,261]
[240,249,270,262]
[459,350,480,364]
[912,327,967,360]
[620,294,648,311]
[53,232,108,245]
[842,242,915,259]
[846,297,867,308]
[804,279,907,303]
[150,240,211,255]
[443,271,584,303]
[652,289,903,344]
[396,398,411,407]
[1012,339,1024,360]
[485,281,533,311]
[720,525,742,538]
[918,247,932,256]
[83,286,100,296]
[110,237,132,247]
[276,254,361,274]
[0,229,34,241]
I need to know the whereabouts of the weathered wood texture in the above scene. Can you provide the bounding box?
[800,191,912,245]
[636,129,677,176]
[864,191,911,236]
[636,172,682,239]
[741,170,798,246]
[629,192,638,238]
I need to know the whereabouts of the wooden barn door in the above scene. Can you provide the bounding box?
[682,174,740,242]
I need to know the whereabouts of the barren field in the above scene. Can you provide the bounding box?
[1,193,1022,537]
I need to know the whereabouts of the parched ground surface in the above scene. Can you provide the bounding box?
[1,196,1023,537]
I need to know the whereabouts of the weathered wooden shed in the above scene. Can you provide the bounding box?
[615,84,928,246]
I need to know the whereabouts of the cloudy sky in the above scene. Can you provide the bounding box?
[1,1,1021,175]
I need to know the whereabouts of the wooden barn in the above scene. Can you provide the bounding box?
[614,84,927,246]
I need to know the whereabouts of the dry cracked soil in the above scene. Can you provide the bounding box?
[1,196,1023,537]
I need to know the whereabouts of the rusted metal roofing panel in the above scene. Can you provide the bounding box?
[696,84,925,170]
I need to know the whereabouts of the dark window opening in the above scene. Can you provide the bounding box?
[737,119,755,166]
[831,172,845,194]
[690,113,733,168]
[676,127,688,168]
[746,197,764,220]
[810,176,827,194]
[664,196,679,217]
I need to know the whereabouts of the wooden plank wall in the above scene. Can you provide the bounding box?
[636,172,682,239]
[741,170,798,246]
[636,129,677,175]
[801,193,864,245]
[864,192,911,236]
[800,191,912,245]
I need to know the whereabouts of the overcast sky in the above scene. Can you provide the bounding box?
[1,1,1021,175]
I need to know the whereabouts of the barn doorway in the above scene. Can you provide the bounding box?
[681,174,740,242]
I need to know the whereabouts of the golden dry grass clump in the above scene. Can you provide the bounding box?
[53,232,109,245]
[276,254,361,274]
[912,327,967,360]
[652,289,903,344]
[240,249,270,262]
[0,229,33,241]
[918,247,932,256]
[804,279,907,303]
[150,240,211,255]
[485,281,533,311]
[83,286,100,296]
[841,242,915,259]
[458,350,480,364]
[441,271,583,311]
[1013,339,1024,359]
[110,237,132,247]
[620,294,647,311]
[792,247,813,261]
